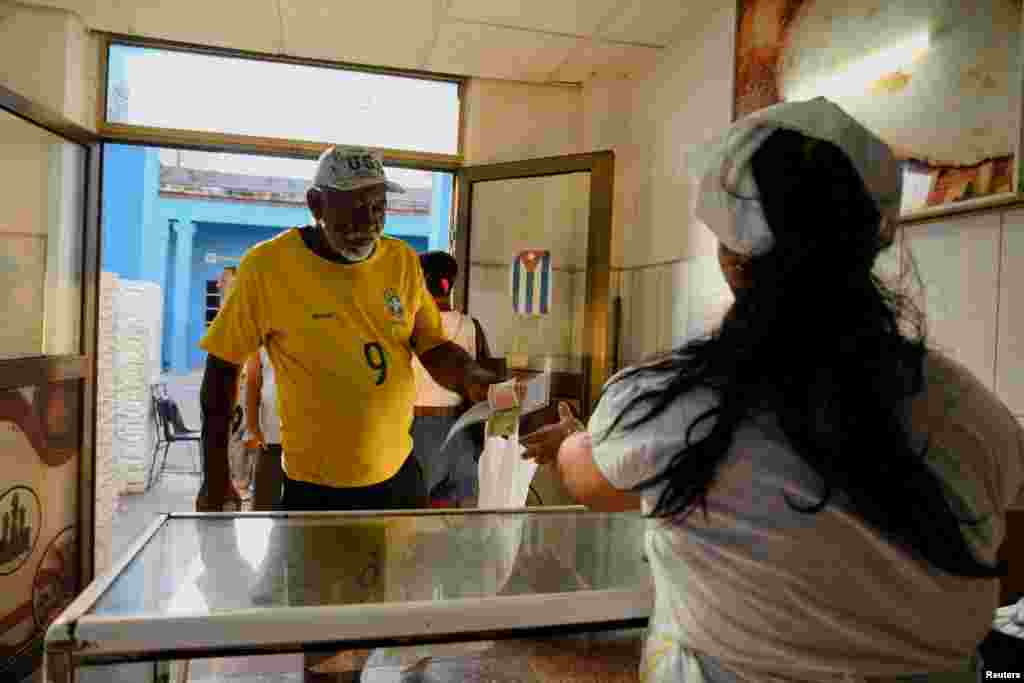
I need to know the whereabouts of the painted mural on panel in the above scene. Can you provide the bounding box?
[0,381,80,675]
[734,0,1021,212]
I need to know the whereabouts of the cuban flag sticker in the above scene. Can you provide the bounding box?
[511,250,552,317]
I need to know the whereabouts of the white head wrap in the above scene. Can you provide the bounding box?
[688,97,902,257]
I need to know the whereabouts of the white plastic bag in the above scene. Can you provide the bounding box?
[477,435,537,510]
[476,432,538,593]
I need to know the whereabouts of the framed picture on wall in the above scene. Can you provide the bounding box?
[733,0,1024,219]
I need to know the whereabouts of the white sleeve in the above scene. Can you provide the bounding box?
[588,375,714,491]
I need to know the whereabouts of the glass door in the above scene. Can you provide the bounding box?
[0,84,100,682]
[453,152,615,419]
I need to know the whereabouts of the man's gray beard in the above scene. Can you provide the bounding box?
[340,241,376,262]
[320,223,378,262]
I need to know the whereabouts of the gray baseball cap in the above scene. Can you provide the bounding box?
[313,145,405,194]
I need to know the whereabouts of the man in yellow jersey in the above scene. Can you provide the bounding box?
[196,145,512,513]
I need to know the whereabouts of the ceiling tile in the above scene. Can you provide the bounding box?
[13,1,101,15]
[31,0,281,52]
[447,0,621,37]
[428,21,580,82]
[553,40,661,82]
[599,0,699,46]
[279,0,437,71]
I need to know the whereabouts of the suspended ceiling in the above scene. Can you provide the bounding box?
[18,0,706,84]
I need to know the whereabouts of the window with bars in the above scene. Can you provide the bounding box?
[205,280,221,327]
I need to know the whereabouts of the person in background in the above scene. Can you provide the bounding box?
[226,331,250,504]
[412,251,493,508]
[226,362,251,504]
[243,348,282,511]
[522,97,1024,680]
[197,145,519,514]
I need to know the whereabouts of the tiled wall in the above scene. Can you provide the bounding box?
[609,253,732,370]
[111,280,164,493]
[998,210,1024,419]
[907,208,1024,420]
[608,208,1024,428]
[95,272,120,577]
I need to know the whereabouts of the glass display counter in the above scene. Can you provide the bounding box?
[44,507,653,682]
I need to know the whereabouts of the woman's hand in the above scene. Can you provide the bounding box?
[520,402,584,466]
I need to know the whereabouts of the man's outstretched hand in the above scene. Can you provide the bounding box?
[467,375,527,406]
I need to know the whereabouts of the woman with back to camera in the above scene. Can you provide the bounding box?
[521,98,1024,680]
[412,250,493,507]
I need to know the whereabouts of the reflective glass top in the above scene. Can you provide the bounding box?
[89,511,650,618]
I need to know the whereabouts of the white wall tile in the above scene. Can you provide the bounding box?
[653,264,671,354]
[613,268,633,370]
[630,267,661,362]
[571,269,587,361]
[624,270,643,366]
[113,280,164,493]
[997,210,1024,413]
[609,270,622,371]
[670,259,691,349]
[904,212,1001,391]
[95,271,120,576]
[687,253,732,341]
[612,259,702,367]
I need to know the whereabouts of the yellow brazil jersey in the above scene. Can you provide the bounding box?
[200,230,448,488]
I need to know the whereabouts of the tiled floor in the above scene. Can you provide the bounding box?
[111,467,202,562]
[110,370,207,562]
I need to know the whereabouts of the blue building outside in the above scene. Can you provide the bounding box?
[102,144,452,374]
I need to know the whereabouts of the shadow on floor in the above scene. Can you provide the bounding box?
[111,469,201,562]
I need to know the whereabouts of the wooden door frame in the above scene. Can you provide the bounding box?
[454,151,615,416]
[0,83,102,601]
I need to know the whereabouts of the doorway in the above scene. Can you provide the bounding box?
[454,151,615,419]
[95,144,457,568]
[0,87,100,682]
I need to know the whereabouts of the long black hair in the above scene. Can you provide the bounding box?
[601,128,1003,579]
